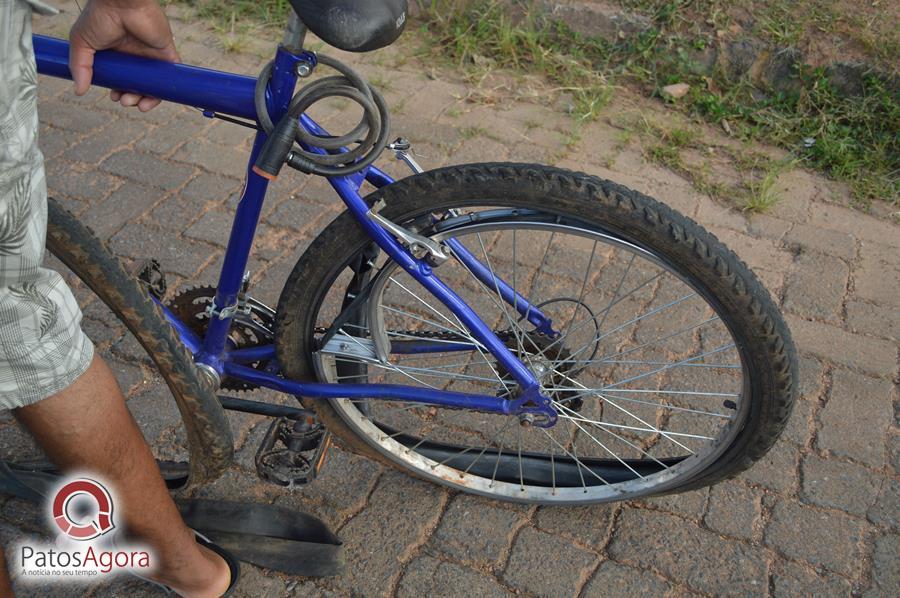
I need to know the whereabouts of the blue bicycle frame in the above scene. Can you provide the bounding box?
[33,25,559,425]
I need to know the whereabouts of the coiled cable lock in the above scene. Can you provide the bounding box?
[253,54,391,178]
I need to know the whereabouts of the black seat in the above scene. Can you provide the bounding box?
[289,0,408,52]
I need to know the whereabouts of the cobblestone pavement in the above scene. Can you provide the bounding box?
[1,4,896,597]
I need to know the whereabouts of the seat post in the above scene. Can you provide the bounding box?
[282,11,308,51]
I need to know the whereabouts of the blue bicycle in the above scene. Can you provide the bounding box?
[33,0,797,504]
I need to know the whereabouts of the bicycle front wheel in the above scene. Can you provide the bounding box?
[275,163,797,504]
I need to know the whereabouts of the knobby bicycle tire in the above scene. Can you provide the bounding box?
[275,163,798,502]
[45,197,233,487]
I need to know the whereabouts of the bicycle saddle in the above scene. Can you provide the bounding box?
[289,0,408,52]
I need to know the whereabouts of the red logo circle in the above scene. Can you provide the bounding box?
[51,478,115,541]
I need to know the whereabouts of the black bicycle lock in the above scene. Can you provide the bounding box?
[253,116,300,180]
[253,53,390,178]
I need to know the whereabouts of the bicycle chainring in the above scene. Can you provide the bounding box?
[167,286,276,391]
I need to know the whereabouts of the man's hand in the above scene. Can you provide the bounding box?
[69,0,179,112]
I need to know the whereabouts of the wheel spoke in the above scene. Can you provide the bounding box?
[311,208,758,501]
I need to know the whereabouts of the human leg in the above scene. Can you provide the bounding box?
[14,355,231,596]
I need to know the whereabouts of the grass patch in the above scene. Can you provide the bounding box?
[743,158,795,212]
[175,0,897,207]
[417,1,612,122]
[180,0,292,30]
[416,1,898,207]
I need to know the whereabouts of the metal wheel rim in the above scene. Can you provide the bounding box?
[313,212,751,503]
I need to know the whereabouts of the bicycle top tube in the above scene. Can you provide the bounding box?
[34,35,259,121]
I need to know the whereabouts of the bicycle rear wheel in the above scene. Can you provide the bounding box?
[276,163,797,504]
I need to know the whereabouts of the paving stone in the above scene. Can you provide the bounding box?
[746,212,793,241]
[430,494,522,568]
[864,533,899,597]
[890,434,900,472]
[534,503,616,548]
[640,488,709,520]
[37,125,83,161]
[771,559,852,597]
[785,315,897,378]
[38,99,109,133]
[185,210,240,247]
[768,170,816,223]
[782,398,814,446]
[263,197,332,233]
[101,150,195,190]
[808,204,900,249]
[110,223,215,277]
[783,251,849,323]
[325,471,445,596]
[232,563,286,597]
[148,174,238,232]
[439,106,532,148]
[246,242,313,307]
[854,241,900,306]
[582,560,671,596]
[181,172,243,203]
[89,576,168,597]
[765,500,865,575]
[148,192,208,231]
[0,497,44,533]
[696,196,749,232]
[134,114,208,155]
[800,454,883,516]
[784,223,856,260]
[172,140,251,177]
[867,477,899,530]
[105,358,149,397]
[35,73,67,100]
[397,556,513,598]
[608,508,767,594]
[46,166,121,205]
[81,181,162,239]
[405,79,468,121]
[704,481,759,540]
[393,118,461,150]
[67,117,148,164]
[447,136,511,165]
[845,300,898,340]
[502,527,597,596]
[205,119,255,147]
[285,580,338,597]
[797,355,825,400]
[818,368,894,468]
[274,446,382,530]
[741,440,799,494]
[126,385,185,446]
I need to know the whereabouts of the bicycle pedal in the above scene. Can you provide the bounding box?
[255,416,332,488]
[136,258,167,300]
